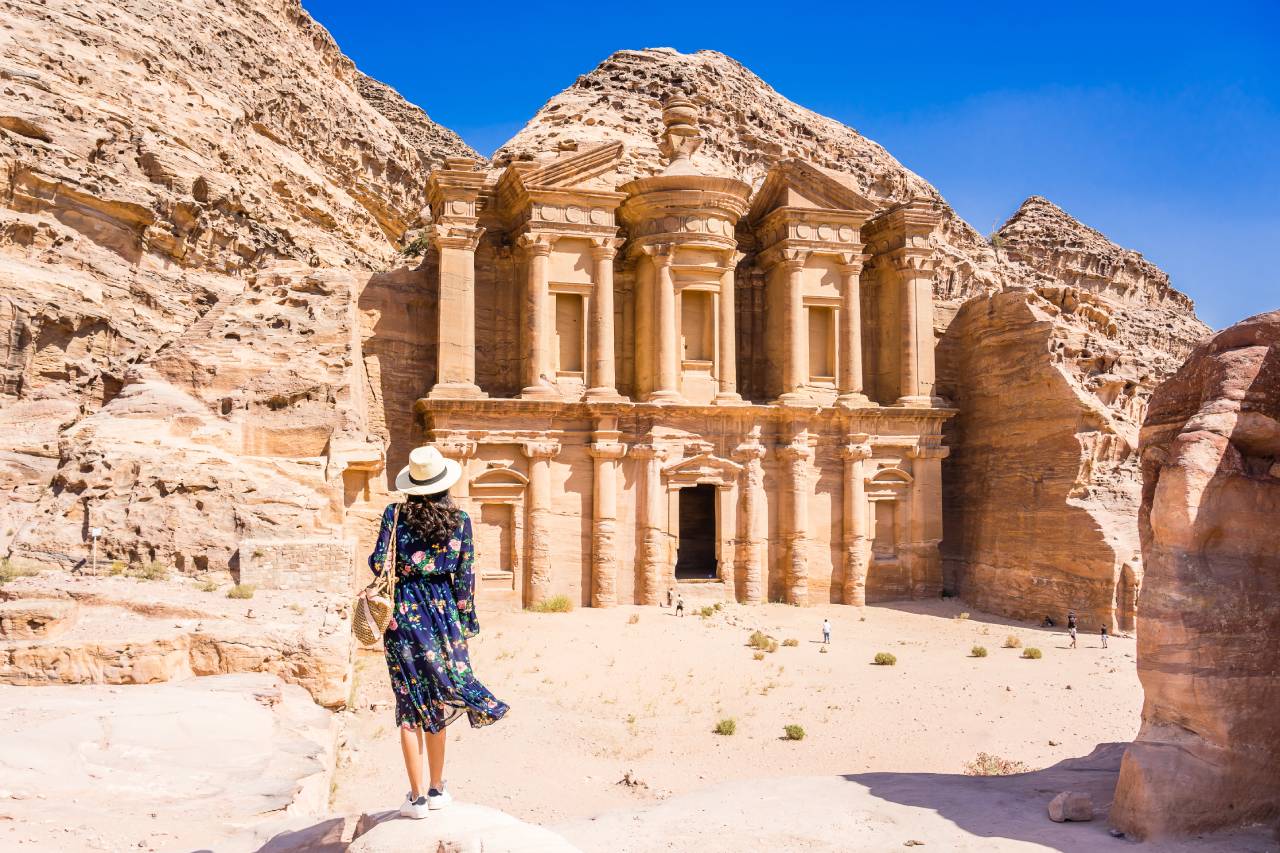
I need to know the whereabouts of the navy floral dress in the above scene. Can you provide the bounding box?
[368,503,509,732]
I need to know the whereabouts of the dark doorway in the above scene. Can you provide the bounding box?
[675,484,718,580]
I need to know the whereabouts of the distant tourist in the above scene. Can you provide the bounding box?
[676,596,685,617]
[1100,624,1109,648]
[360,445,509,820]
[666,589,673,608]
[822,618,832,645]
[1067,609,1078,649]
[1041,615,1055,628]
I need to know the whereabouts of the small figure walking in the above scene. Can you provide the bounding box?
[675,596,685,617]
[666,589,673,608]
[822,618,832,645]
[1067,609,1078,649]
[1100,623,1109,648]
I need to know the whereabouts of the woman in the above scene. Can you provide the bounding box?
[364,445,509,820]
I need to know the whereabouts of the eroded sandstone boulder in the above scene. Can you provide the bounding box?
[350,803,583,853]
[1111,310,1280,839]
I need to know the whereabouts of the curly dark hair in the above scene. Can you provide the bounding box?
[399,491,463,547]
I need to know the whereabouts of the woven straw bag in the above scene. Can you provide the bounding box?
[353,505,399,647]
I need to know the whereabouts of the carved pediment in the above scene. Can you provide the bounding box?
[470,465,529,499]
[662,452,743,486]
[747,158,879,224]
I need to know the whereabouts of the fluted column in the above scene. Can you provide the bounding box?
[519,233,556,398]
[522,439,560,607]
[586,237,622,400]
[780,249,809,400]
[715,251,745,404]
[732,439,766,604]
[646,244,680,402]
[778,431,814,605]
[632,444,669,603]
[837,253,870,407]
[588,431,626,607]
[893,250,937,406]
[841,436,872,606]
[429,224,486,398]
[906,442,948,597]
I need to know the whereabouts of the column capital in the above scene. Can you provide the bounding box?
[888,247,935,275]
[724,248,746,268]
[641,242,675,266]
[629,444,669,462]
[517,231,555,257]
[431,434,478,460]
[590,235,624,260]
[777,437,815,463]
[907,442,950,460]
[522,439,561,460]
[588,441,627,461]
[431,223,485,253]
[837,251,872,275]
[780,247,809,272]
[840,441,873,462]
[731,440,767,464]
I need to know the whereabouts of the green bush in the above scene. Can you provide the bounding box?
[1022,647,1043,660]
[971,645,988,658]
[783,724,805,741]
[1003,634,1022,649]
[226,584,256,600]
[714,718,737,736]
[528,595,572,613]
[873,652,897,666]
[108,560,126,576]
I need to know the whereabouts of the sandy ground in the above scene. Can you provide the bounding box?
[330,598,1233,850]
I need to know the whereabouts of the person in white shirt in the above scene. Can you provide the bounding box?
[822,618,831,645]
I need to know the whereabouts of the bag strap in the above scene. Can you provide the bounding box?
[383,504,400,600]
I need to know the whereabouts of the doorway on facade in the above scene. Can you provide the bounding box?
[675,483,718,580]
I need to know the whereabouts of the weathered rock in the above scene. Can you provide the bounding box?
[939,199,1210,629]
[1048,791,1094,822]
[0,672,335,853]
[0,573,351,706]
[1112,310,1280,839]
[0,598,77,639]
[350,802,583,853]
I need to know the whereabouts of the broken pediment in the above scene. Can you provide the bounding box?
[662,452,743,487]
[747,158,879,225]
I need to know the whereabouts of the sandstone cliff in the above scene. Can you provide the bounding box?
[0,0,475,571]
[939,198,1210,629]
[1112,310,1280,839]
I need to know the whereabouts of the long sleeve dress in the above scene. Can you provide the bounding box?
[368,503,509,732]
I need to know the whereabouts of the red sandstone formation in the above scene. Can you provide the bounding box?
[1111,310,1280,839]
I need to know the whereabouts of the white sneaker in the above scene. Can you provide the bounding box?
[399,792,430,819]
[427,787,453,810]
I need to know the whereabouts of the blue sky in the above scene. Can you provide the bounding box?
[302,1,1278,329]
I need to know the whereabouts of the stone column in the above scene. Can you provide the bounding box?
[837,253,870,407]
[429,224,486,398]
[631,444,668,604]
[715,251,745,404]
[906,442,948,597]
[778,430,814,605]
[434,434,477,512]
[588,431,626,607]
[652,245,680,402]
[732,439,766,604]
[781,249,809,399]
[522,439,560,606]
[586,237,622,400]
[894,250,937,406]
[518,233,556,398]
[840,435,872,606]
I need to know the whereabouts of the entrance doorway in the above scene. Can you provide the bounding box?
[675,484,718,580]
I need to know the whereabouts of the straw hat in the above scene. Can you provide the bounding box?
[394,445,462,496]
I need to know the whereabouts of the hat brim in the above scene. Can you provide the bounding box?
[394,457,462,495]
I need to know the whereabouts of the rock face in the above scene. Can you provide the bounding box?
[938,198,1210,629]
[0,0,475,575]
[1112,311,1280,839]
[350,803,583,853]
[0,672,336,852]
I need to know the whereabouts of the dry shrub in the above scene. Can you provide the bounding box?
[627,613,640,625]
[752,651,765,661]
[964,752,1030,776]
[971,645,988,658]
[782,638,799,647]
[748,630,779,653]
[873,652,897,666]
[1003,634,1022,649]
[1022,647,1043,659]
[226,584,255,599]
[714,718,736,736]
[783,724,805,741]
[528,595,572,613]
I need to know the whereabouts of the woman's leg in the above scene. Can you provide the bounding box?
[426,728,447,790]
[400,726,425,798]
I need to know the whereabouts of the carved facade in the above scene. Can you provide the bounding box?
[417,97,953,608]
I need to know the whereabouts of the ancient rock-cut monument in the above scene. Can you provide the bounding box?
[417,97,952,608]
